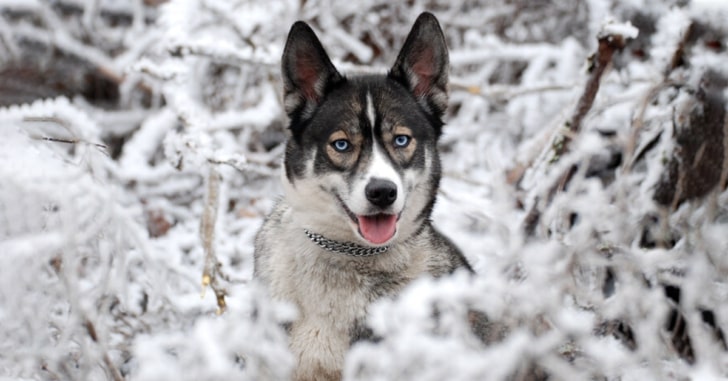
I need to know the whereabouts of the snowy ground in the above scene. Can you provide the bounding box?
[1,0,728,380]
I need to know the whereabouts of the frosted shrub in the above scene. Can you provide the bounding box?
[0,1,727,380]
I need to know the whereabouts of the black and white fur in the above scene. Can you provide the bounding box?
[255,12,472,381]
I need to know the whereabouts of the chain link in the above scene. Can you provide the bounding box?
[304,230,389,257]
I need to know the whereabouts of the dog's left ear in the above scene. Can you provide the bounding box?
[389,12,449,119]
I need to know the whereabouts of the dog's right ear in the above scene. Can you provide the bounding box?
[281,21,343,122]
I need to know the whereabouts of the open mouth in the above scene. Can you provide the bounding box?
[357,214,397,245]
[334,193,398,245]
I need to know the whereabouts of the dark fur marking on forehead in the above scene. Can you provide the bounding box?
[297,78,433,182]
[289,75,442,142]
[366,77,444,139]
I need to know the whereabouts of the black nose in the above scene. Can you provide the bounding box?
[364,179,397,208]
[365,179,397,208]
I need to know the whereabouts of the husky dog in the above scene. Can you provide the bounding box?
[255,12,472,381]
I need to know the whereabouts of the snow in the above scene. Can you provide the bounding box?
[600,19,639,40]
[0,0,40,10]
[2,0,728,380]
[691,0,728,10]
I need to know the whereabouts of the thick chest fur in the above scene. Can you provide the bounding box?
[285,248,420,381]
[254,202,462,381]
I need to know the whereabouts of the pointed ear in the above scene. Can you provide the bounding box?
[389,12,449,119]
[281,21,343,122]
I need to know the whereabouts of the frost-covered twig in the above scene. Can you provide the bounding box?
[200,167,227,314]
[450,81,576,102]
[721,116,728,192]
[12,23,123,84]
[0,16,19,61]
[521,22,636,235]
[48,248,125,381]
[552,22,636,161]
[84,319,126,381]
[25,116,109,150]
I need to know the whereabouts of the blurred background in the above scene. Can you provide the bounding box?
[1,1,727,380]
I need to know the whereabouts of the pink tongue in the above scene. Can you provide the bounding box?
[357,214,397,245]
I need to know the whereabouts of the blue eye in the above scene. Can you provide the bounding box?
[332,139,351,152]
[393,135,410,148]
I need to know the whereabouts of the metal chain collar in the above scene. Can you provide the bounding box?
[304,229,389,257]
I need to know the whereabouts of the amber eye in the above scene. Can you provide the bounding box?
[331,139,352,152]
[393,135,410,148]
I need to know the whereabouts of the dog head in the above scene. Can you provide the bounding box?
[280,12,449,247]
